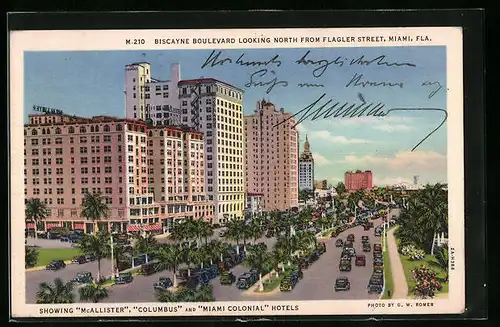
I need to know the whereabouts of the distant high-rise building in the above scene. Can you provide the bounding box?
[124,62,181,126]
[244,100,299,212]
[299,135,315,191]
[178,78,245,224]
[413,175,420,185]
[345,170,373,191]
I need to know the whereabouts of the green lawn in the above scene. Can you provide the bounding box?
[254,274,282,293]
[381,230,395,299]
[36,248,82,267]
[395,238,449,297]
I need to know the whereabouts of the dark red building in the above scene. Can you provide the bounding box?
[345,170,373,191]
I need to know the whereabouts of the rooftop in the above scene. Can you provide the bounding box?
[178,78,244,92]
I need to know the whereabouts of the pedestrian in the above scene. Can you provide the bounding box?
[388,289,391,297]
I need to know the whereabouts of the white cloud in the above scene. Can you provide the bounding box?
[372,124,415,132]
[312,152,331,166]
[340,150,447,173]
[310,130,373,144]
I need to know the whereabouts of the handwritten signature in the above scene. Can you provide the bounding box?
[273,93,447,152]
[201,50,282,69]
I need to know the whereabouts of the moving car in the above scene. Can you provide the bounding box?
[153,277,173,291]
[115,272,133,284]
[335,239,343,247]
[334,277,351,291]
[236,273,258,290]
[46,260,66,270]
[72,255,88,264]
[279,273,299,292]
[71,271,93,284]
[362,243,371,252]
[361,236,369,243]
[339,259,352,272]
[373,243,382,253]
[355,255,366,266]
[347,234,355,242]
[219,271,236,285]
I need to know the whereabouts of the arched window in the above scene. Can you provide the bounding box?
[80,126,86,133]
[69,126,75,134]
[116,124,123,131]
[24,130,27,136]
[140,127,145,133]
[41,128,46,135]
[46,128,50,134]
[103,125,110,132]
[55,127,61,134]
[95,125,99,132]
[90,126,95,133]
[148,131,153,137]
[159,130,164,137]
[32,129,37,136]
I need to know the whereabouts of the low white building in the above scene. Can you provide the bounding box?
[246,193,263,217]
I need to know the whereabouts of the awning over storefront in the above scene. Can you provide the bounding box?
[26,223,34,229]
[127,223,162,232]
[46,222,61,230]
[73,222,85,230]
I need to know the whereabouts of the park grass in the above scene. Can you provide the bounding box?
[395,237,449,296]
[36,248,82,266]
[254,275,282,293]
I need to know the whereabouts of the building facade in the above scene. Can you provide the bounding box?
[245,193,263,218]
[299,135,315,191]
[244,100,299,212]
[178,78,245,224]
[345,170,373,191]
[125,62,181,126]
[24,113,213,234]
[314,179,328,190]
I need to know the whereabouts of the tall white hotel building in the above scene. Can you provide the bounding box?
[124,63,245,224]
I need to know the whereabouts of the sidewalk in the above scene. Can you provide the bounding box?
[387,226,409,299]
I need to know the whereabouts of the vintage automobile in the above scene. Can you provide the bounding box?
[334,277,351,291]
[339,259,352,272]
[373,252,383,260]
[279,273,299,292]
[141,262,160,276]
[298,257,311,269]
[373,267,384,275]
[363,225,371,231]
[367,277,384,294]
[373,259,384,270]
[153,277,173,291]
[236,273,258,290]
[355,255,366,266]
[178,276,204,290]
[176,268,190,280]
[342,247,356,258]
[71,271,93,284]
[84,254,96,262]
[46,260,66,270]
[363,243,371,252]
[344,241,354,249]
[219,271,236,285]
[115,272,133,284]
[347,234,355,242]
[373,243,383,253]
[374,229,382,237]
[71,255,87,264]
[335,239,343,247]
[361,236,369,243]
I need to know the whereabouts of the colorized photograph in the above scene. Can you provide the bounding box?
[22,46,451,306]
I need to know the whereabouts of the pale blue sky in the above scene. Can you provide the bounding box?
[24,47,447,186]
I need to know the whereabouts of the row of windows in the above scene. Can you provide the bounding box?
[26,124,122,136]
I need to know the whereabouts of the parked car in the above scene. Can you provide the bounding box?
[334,277,351,291]
[363,243,371,252]
[335,239,343,247]
[72,255,87,264]
[46,260,66,270]
[85,255,96,262]
[339,259,352,272]
[279,273,299,292]
[373,243,382,253]
[342,247,356,258]
[361,236,369,243]
[141,262,160,276]
[373,267,384,275]
[355,255,366,266]
[298,257,311,269]
[373,252,383,260]
[367,277,384,294]
[71,271,93,284]
[115,272,133,284]
[236,273,257,290]
[60,236,70,242]
[344,241,354,249]
[316,242,327,254]
[374,229,382,237]
[347,234,355,242]
[153,277,173,291]
[363,225,371,231]
[219,271,236,285]
[373,259,384,270]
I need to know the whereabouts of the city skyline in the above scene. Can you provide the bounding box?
[24,47,448,186]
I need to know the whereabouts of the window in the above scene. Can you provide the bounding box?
[80,126,86,133]
[69,126,75,133]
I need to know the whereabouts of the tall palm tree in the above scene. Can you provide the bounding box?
[209,240,230,263]
[77,232,111,281]
[430,245,449,281]
[246,243,269,291]
[133,233,159,263]
[79,281,109,303]
[80,191,109,234]
[155,244,183,287]
[249,221,264,244]
[199,220,214,245]
[182,244,199,277]
[271,247,289,276]
[36,278,74,304]
[224,219,243,254]
[25,198,48,239]
[110,243,132,271]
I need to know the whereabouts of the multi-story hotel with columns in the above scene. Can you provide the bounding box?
[24,113,213,234]
[244,100,299,212]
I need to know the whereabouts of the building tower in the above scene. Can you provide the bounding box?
[299,135,315,191]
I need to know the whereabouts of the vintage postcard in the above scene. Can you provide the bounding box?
[10,26,465,318]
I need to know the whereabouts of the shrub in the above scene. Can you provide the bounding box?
[410,266,442,298]
[401,245,426,261]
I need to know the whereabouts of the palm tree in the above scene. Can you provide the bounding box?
[25,246,39,268]
[430,245,449,282]
[249,221,264,244]
[155,289,179,302]
[199,220,214,245]
[80,191,109,234]
[224,219,243,254]
[154,244,183,287]
[335,182,347,198]
[77,232,111,282]
[79,280,109,303]
[110,243,132,271]
[271,247,289,276]
[36,278,74,304]
[183,244,199,277]
[209,240,230,263]
[246,243,269,291]
[133,233,159,263]
[25,198,48,239]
